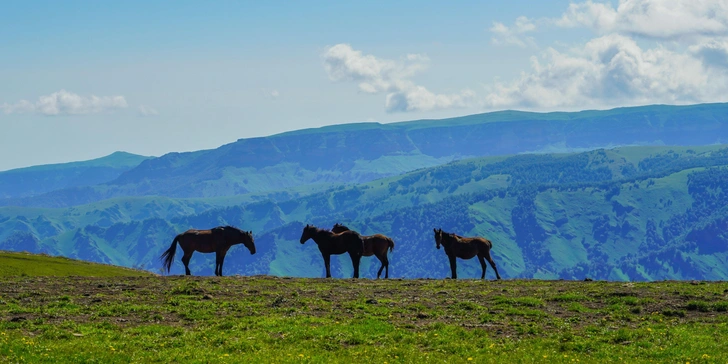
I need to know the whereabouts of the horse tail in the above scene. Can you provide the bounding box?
[160,235,180,273]
[387,237,395,253]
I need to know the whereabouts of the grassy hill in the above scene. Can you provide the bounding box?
[0,251,153,277]
[0,276,726,362]
[3,145,728,281]
[5,103,728,208]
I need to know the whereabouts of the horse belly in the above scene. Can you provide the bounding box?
[179,234,217,253]
[329,246,349,255]
[195,246,216,253]
[458,248,478,260]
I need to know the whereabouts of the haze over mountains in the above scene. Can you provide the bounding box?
[2,103,728,281]
[4,103,727,208]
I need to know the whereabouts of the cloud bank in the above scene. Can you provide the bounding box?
[484,0,728,109]
[556,0,728,40]
[323,44,475,113]
[1,90,128,116]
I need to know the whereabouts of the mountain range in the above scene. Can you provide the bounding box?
[2,103,728,281]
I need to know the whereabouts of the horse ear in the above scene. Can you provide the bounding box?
[433,228,437,233]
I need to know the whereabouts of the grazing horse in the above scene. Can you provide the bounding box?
[331,223,394,279]
[300,224,364,278]
[160,226,255,276]
[433,228,501,280]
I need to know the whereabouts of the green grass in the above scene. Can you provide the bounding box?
[0,251,153,277]
[0,277,727,363]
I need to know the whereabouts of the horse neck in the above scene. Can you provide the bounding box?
[225,234,246,247]
[441,234,458,247]
[310,229,333,244]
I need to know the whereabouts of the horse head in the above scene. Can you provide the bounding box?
[242,230,256,255]
[300,224,316,244]
[441,231,458,247]
[434,228,443,249]
[331,223,350,234]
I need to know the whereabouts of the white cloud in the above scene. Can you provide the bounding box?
[1,90,128,116]
[322,44,474,112]
[690,39,728,69]
[270,90,280,98]
[481,0,728,110]
[138,105,159,117]
[484,34,719,109]
[556,0,728,40]
[490,16,537,48]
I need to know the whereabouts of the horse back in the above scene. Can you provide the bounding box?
[178,229,219,252]
[456,235,492,249]
[181,229,213,236]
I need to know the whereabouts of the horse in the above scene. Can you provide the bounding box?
[331,223,394,279]
[160,226,255,276]
[300,224,364,278]
[433,228,501,280]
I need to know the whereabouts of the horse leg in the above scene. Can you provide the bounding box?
[376,254,386,279]
[350,252,361,279]
[448,254,457,279]
[323,254,332,278]
[214,251,224,276]
[214,252,220,276]
[383,255,390,279]
[478,255,487,279]
[181,250,194,276]
[218,253,226,277]
[485,250,502,280]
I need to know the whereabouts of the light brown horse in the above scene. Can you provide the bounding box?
[433,228,501,280]
[300,224,365,278]
[332,223,394,279]
[160,226,255,276]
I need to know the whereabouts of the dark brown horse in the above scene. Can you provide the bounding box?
[160,226,255,276]
[434,228,501,280]
[332,223,394,279]
[300,224,364,278]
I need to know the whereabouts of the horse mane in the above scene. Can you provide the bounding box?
[311,225,331,233]
[332,223,351,233]
[217,225,249,234]
[440,230,461,244]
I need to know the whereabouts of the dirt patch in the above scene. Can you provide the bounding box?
[1,276,726,338]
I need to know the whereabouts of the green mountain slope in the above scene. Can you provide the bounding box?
[5,103,728,208]
[2,145,728,281]
[0,251,153,277]
[0,151,150,199]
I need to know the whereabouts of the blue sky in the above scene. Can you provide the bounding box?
[2,1,728,170]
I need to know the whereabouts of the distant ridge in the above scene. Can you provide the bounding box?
[1,151,150,173]
[0,152,151,200]
[3,102,728,208]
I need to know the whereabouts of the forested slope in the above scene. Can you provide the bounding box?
[3,145,728,280]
